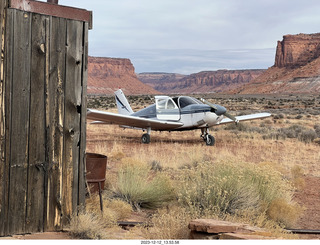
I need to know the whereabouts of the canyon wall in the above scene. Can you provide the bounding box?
[138,70,265,94]
[275,33,320,68]
[87,57,158,95]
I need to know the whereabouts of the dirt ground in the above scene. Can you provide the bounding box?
[293,176,320,239]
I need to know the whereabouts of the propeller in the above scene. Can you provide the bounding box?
[200,98,239,124]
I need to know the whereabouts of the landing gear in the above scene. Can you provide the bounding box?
[205,135,215,146]
[141,133,150,144]
[141,127,151,144]
[201,128,215,146]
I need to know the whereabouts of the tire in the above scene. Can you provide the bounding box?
[141,133,151,144]
[205,135,215,146]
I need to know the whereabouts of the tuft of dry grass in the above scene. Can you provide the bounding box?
[69,211,109,239]
[108,158,175,210]
[266,198,302,228]
[69,196,134,239]
[142,206,194,239]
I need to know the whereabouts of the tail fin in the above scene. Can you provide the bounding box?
[114,89,134,115]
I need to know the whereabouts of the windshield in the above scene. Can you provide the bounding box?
[173,96,201,108]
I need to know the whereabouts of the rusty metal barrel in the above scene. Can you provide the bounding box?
[85,153,107,194]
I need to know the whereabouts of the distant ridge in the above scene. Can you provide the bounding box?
[138,69,265,94]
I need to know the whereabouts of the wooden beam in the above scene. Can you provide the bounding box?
[8,9,31,234]
[9,0,92,29]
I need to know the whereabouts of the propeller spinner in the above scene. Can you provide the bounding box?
[200,98,239,124]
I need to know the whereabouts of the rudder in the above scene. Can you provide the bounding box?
[114,89,134,115]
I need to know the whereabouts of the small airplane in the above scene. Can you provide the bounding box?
[87,89,271,146]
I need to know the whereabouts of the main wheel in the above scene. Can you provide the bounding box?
[205,135,215,146]
[141,133,151,144]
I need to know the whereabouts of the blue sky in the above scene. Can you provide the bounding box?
[59,0,320,74]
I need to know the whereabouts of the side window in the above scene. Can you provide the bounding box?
[167,99,175,109]
[157,99,166,109]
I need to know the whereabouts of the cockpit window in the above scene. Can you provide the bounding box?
[167,99,176,109]
[157,99,166,109]
[176,96,201,108]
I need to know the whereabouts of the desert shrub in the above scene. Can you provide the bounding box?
[273,114,284,120]
[280,125,304,138]
[262,131,287,141]
[224,122,250,131]
[314,124,320,137]
[86,195,133,226]
[69,211,108,239]
[224,122,268,134]
[143,206,193,239]
[263,124,318,143]
[110,158,175,210]
[261,119,273,125]
[176,161,297,226]
[298,129,317,143]
[69,196,134,239]
[266,199,301,228]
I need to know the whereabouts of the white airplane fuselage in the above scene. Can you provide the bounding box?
[132,101,225,131]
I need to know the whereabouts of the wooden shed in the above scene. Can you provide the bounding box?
[0,0,92,236]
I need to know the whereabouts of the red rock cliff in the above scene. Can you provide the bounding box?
[87,57,159,95]
[275,33,320,68]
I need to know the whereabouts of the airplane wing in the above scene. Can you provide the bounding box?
[87,109,184,131]
[218,112,271,125]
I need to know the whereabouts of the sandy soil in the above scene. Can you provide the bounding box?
[293,176,320,239]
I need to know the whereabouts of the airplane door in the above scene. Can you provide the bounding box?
[155,96,180,121]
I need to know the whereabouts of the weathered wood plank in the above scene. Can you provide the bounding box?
[25,12,47,233]
[45,16,66,231]
[63,19,83,221]
[78,22,88,208]
[189,219,244,234]
[0,0,9,237]
[1,6,13,237]
[8,9,31,235]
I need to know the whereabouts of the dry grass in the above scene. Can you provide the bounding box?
[69,195,134,239]
[266,198,301,228]
[107,158,175,210]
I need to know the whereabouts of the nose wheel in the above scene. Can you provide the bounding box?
[201,128,215,146]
